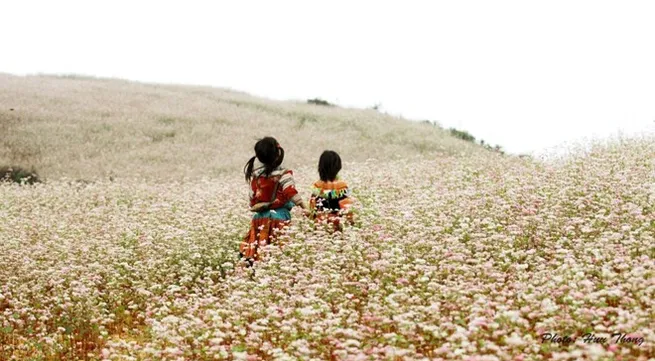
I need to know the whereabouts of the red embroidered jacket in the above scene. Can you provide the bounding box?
[249,162,300,209]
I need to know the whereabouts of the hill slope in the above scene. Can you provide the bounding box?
[2,73,654,360]
[1,73,483,180]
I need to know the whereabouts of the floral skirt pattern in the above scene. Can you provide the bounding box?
[239,203,293,261]
[312,211,355,232]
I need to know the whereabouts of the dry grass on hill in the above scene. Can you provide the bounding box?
[0,73,481,181]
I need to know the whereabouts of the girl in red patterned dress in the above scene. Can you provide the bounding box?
[239,137,307,265]
[309,150,354,232]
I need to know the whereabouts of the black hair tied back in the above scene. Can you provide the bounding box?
[244,155,257,182]
[244,136,284,182]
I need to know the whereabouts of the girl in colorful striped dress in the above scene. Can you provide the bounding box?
[309,150,354,231]
[239,137,307,265]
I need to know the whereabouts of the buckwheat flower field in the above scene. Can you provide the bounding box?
[1,75,654,360]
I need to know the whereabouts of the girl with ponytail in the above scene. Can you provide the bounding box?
[239,136,307,265]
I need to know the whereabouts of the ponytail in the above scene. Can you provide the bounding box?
[245,137,285,181]
[244,156,256,182]
[263,147,284,177]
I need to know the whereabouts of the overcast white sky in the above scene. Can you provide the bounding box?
[2,0,654,155]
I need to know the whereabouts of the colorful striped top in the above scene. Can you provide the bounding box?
[248,160,302,209]
[309,178,353,214]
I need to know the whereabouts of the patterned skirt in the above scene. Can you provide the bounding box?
[313,212,356,233]
[239,203,293,262]
[311,198,355,232]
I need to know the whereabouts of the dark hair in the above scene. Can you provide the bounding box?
[318,150,342,181]
[244,137,284,182]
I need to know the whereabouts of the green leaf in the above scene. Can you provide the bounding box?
[232,344,246,352]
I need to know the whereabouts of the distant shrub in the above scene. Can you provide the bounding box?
[478,139,505,155]
[307,98,333,107]
[449,128,476,143]
[370,103,382,111]
[420,120,441,128]
[493,144,505,155]
[0,166,41,185]
[446,130,506,155]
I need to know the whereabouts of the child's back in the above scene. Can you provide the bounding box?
[240,137,306,264]
[309,151,354,230]
[310,178,352,214]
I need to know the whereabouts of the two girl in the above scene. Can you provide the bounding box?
[239,137,353,264]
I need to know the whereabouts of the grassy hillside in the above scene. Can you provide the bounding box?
[1,73,654,360]
[1,73,483,181]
